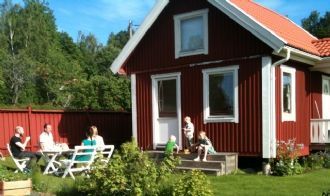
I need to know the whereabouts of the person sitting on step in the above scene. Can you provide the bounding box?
[164,135,179,157]
[194,131,216,162]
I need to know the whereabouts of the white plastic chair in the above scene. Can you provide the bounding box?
[6,143,30,173]
[61,145,97,180]
[98,145,114,163]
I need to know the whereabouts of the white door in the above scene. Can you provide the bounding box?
[151,73,181,149]
[323,76,330,119]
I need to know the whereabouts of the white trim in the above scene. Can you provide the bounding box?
[174,9,209,58]
[270,64,276,158]
[274,46,321,66]
[322,75,330,119]
[208,0,286,52]
[262,56,276,158]
[281,65,296,122]
[313,58,330,74]
[131,74,137,141]
[110,0,169,74]
[202,65,239,123]
[151,72,182,149]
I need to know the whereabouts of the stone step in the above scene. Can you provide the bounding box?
[176,166,222,176]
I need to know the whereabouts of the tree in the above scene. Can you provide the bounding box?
[302,11,330,38]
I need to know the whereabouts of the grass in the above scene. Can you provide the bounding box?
[209,169,330,196]
[1,156,330,195]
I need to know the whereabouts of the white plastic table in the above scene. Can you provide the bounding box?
[42,149,74,175]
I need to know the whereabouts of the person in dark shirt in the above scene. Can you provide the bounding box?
[10,126,42,170]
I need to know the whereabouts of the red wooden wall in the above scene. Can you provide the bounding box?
[136,58,262,156]
[311,71,323,119]
[0,107,132,155]
[126,0,271,156]
[124,0,272,75]
[275,60,311,155]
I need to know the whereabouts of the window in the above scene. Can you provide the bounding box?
[158,79,177,117]
[174,9,208,58]
[202,65,239,123]
[281,66,296,121]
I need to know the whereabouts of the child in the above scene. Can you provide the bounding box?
[164,135,179,156]
[182,116,194,150]
[194,131,216,162]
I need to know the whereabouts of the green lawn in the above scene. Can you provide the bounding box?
[209,170,330,196]
[1,157,330,195]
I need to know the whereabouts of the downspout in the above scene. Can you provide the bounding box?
[272,47,291,67]
[268,47,291,160]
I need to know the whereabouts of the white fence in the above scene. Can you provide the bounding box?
[311,119,330,143]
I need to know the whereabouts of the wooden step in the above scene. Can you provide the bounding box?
[180,159,225,169]
[146,150,238,175]
[176,166,222,176]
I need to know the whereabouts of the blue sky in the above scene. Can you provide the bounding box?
[12,0,329,44]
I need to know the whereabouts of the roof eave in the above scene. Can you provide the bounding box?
[312,57,330,74]
[208,0,286,52]
[110,0,170,74]
[273,46,322,66]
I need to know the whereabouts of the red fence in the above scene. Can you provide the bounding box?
[0,107,132,155]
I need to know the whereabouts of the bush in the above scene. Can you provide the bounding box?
[77,140,179,196]
[0,164,30,181]
[173,169,213,196]
[303,151,330,169]
[271,139,304,176]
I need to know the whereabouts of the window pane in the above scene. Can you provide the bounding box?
[324,80,329,95]
[283,72,292,113]
[209,72,234,116]
[180,16,204,52]
[158,80,177,117]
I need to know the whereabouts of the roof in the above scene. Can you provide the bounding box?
[229,0,320,56]
[312,38,330,57]
[110,0,329,74]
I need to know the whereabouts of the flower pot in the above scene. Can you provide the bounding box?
[0,178,32,196]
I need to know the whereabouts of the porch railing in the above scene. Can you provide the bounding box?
[311,119,330,143]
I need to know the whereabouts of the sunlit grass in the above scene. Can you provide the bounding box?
[209,169,330,196]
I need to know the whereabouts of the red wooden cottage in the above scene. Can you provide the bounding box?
[110,0,330,159]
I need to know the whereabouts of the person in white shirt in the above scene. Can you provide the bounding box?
[183,116,194,150]
[39,123,68,151]
[90,126,105,147]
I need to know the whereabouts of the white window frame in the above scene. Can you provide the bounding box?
[174,9,209,59]
[202,65,239,124]
[281,65,296,122]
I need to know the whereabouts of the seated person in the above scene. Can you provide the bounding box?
[39,123,68,151]
[194,131,216,162]
[91,126,105,149]
[164,135,179,156]
[75,128,96,162]
[10,126,42,171]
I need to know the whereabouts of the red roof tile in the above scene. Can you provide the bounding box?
[312,38,330,57]
[230,0,322,56]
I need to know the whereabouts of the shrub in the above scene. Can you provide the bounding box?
[77,140,179,196]
[303,151,330,169]
[173,169,213,196]
[271,139,304,176]
[303,152,324,170]
[0,164,30,181]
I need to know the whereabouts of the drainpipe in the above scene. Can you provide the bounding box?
[272,47,291,67]
[263,47,291,174]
